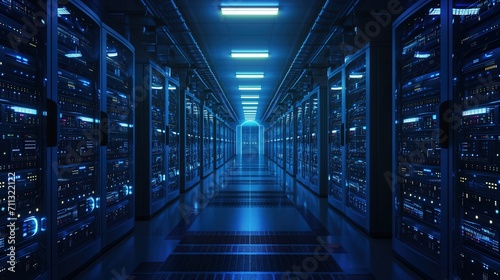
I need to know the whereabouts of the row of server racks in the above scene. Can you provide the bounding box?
[0,0,236,279]
[265,87,329,197]
[265,0,500,278]
[266,42,393,236]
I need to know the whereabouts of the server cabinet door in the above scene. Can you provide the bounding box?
[102,26,135,247]
[167,79,180,202]
[328,68,345,210]
[453,1,500,278]
[392,1,444,278]
[0,0,48,278]
[54,1,102,277]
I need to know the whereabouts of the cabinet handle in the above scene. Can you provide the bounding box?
[47,99,59,147]
[438,101,450,149]
[165,125,170,145]
[100,111,108,146]
[340,123,345,146]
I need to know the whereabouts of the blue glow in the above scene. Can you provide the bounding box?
[463,108,488,116]
[414,52,431,59]
[10,106,37,115]
[87,197,95,212]
[78,116,94,122]
[403,117,420,123]
[23,216,39,238]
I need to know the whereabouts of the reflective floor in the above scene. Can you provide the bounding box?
[75,155,423,280]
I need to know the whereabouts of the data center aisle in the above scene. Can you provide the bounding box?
[76,156,422,280]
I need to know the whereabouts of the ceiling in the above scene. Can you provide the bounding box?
[175,0,326,123]
[103,0,382,125]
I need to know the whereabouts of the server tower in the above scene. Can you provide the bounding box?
[202,106,214,177]
[182,91,201,191]
[101,24,135,247]
[51,1,103,277]
[285,108,295,175]
[344,44,392,235]
[295,87,327,197]
[167,77,180,204]
[215,117,225,168]
[453,1,500,278]
[327,66,345,212]
[393,1,447,277]
[0,0,49,278]
[135,61,168,219]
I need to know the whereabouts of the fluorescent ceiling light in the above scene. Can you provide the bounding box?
[236,72,264,79]
[241,95,260,99]
[231,51,268,58]
[221,7,278,16]
[168,86,177,90]
[331,86,342,90]
[244,110,257,112]
[106,52,118,57]
[242,101,258,105]
[152,84,163,90]
[239,86,261,91]
[349,73,363,79]
[243,106,258,110]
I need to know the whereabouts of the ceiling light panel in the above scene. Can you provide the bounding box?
[239,86,261,91]
[236,72,264,79]
[231,51,268,58]
[242,101,258,105]
[241,95,260,99]
[221,7,279,16]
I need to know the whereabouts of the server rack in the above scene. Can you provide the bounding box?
[227,127,235,161]
[182,91,201,191]
[101,24,135,247]
[167,77,180,203]
[296,101,304,180]
[295,87,327,196]
[277,118,284,167]
[135,61,167,219]
[215,117,224,168]
[265,124,272,161]
[343,44,392,236]
[0,0,49,278]
[392,1,447,278]
[327,66,345,212]
[222,120,228,163]
[285,108,295,175]
[52,1,103,277]
[452,1,499,278]
[202,106,214,177]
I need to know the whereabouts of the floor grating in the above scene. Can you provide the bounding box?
[129,273,375,280]
[158,253,342,272]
